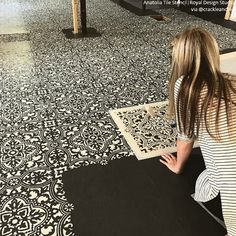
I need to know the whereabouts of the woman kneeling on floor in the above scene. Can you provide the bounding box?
[160,27,236,236]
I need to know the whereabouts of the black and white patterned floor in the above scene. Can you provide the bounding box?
[1,0,236,235]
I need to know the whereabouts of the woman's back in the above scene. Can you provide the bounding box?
[198,74,236,155]
[196,75,236,236]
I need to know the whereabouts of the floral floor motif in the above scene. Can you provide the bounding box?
[110,101,178,159]
[0,0,236,235]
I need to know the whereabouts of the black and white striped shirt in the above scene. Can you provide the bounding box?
[174,75,236,236]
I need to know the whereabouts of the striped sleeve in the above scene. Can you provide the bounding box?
[174,77,196,142]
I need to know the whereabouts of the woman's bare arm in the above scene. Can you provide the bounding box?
[160,139,194,174]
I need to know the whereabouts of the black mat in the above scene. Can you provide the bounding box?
[111,0,236,31]
[110,0,162,16]
[63,149,226,236]
[179,5,236,32]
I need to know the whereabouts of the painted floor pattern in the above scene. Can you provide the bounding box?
[0,0,236,235]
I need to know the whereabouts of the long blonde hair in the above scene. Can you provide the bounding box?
[168,27,235,140]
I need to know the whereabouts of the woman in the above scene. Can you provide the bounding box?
[160,27,236,236]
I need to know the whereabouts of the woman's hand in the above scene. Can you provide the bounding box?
[160,153,182,174]
[160,139,194,174]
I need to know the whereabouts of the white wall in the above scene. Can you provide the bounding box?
[220,52,236,75]
[230,0,236,21]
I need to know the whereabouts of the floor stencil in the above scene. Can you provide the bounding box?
[110,101,199,160]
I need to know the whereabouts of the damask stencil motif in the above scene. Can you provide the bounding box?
[110,102,200,160]
[110,102,179,160]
